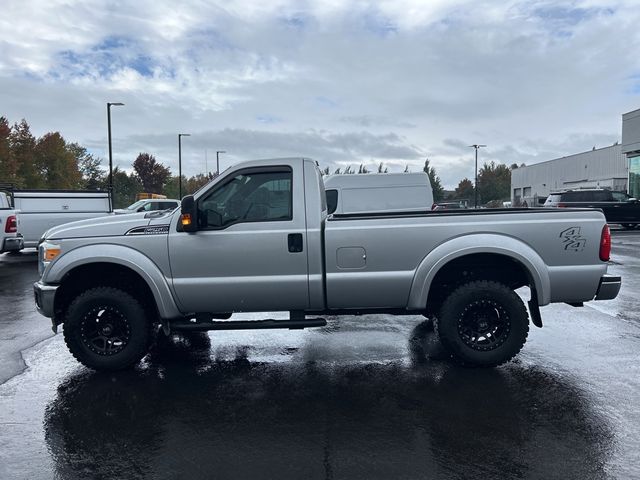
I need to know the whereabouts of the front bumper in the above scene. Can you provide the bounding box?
[2,235,23,253]
[594,275,621,301]
[34,281,58,318]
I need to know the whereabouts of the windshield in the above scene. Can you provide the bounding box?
[125,200,147,211]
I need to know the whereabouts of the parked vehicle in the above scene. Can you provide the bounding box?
[1,188,111,249]
[543,189,640,229]
[0,192,23,253]
[324,173,433,215]
[135,192,168,201]
[432,201,467,210]
[34,157,620,371]
[113,199,180,215]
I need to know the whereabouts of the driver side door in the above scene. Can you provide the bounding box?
[168,165,309,313]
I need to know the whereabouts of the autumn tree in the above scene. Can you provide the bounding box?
[34,132,82,189]
[423,159,444,202]
[455,178,475,200]
[477,161,511,204]
[133,153,171,193]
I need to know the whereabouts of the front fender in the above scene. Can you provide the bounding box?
[44,244,182,319]
[407,233,550,310]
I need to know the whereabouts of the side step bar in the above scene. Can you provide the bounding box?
[169,318,327,332]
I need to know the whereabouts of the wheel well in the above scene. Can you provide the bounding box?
[54,263,158,325]
[426,253,532,316]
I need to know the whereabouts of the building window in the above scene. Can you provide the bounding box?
[523,187,532,197]
[630,156,640,199]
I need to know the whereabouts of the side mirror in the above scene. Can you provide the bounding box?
[180,195,198,233]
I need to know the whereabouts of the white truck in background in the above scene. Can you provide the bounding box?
[0,187,111,250]
[0,192,23,253]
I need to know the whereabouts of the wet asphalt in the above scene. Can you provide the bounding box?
[0,230,639,480]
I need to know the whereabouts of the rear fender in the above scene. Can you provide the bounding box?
[408,233,550,309]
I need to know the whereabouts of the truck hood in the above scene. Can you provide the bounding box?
[43,211,173,241]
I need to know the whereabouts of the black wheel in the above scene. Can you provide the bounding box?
[63,287,151,371]
[435,280,529,367]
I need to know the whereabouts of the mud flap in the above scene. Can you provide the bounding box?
[528,290,543,328]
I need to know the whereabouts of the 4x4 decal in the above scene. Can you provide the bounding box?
[560,227,586,252]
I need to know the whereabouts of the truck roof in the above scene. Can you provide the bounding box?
[324,172,429,189]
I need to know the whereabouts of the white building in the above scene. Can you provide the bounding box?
[511,144,628,206]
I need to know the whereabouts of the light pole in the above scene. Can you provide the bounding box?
[469,144,486,208]
[216,150,226,175]
[107,102,124,192]
[178,134,191,199]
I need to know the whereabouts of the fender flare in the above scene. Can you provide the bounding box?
[407,233,550,310]
[45,244,182,319]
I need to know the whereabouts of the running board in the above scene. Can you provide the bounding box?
[169,318,327,332]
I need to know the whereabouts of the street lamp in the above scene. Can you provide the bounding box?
[468,144,486,208]
[107,102,124,193]
[178,134,191,199]
[216,150,226,175]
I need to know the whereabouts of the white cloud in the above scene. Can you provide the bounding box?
[1,0,639,188]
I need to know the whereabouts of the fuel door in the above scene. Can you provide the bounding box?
[337,247,367,269]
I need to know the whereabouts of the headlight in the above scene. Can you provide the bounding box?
[39,241,61,276]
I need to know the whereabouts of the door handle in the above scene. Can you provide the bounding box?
[288,233,303,253]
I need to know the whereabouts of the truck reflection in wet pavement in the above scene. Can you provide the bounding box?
[43,327,613,480]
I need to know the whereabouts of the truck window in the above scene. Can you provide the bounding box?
[611,191,628,202]
[198,169,292,228]
[326,189,338,214]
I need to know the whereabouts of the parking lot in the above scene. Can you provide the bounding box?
[0,229,639,479]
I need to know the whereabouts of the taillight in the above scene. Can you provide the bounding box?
[557,203,567,208]
[599,225,611,262]
[4,215,17,233]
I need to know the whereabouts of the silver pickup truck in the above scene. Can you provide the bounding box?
[34,157,621,371]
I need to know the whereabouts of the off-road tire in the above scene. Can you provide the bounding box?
[63,287,151,371]
[435,280,529,367]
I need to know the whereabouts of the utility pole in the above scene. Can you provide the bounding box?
[178,134,191,199]
[468,144,486,208]
[106,102,124,193]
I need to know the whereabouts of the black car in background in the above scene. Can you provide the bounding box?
[544,189,639,229]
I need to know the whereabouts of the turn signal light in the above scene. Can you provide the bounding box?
[181,214,192,226]
[599,225,611,262]
[44,246,61,262]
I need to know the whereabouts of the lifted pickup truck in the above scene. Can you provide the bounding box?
[34,158,621,371]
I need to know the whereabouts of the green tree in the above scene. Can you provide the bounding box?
[423,159,444,202]
[0,116,18,185]
[9,119,37,188]
[111,167,143,208]
[68,143,105,189]
[477,161,511,204]
[34,132,82,189]
[133,153,171,193]
[454,178,474,200]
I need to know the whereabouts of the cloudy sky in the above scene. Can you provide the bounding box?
[1,0,639,188]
